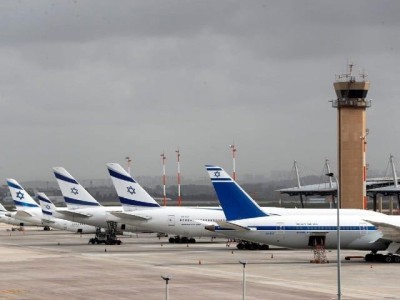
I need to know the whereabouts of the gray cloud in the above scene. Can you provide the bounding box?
[1,0,400,182]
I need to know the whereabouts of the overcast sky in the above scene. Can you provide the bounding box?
[1,0,400,182]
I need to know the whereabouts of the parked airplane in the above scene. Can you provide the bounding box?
[6,179,47,227]
[107,163,225,242]
[205,165,400,262]
[38,192,98,233]
[0,202,36,226]
[52,167,145,243]
[107,163,384,244]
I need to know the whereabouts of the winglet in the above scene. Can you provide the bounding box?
[205,165,267,221]
[107,163,160,211]
[53,167,101,209]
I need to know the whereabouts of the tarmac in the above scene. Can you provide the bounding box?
[0,223,399,300]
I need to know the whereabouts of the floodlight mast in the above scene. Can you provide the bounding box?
[161,152,167,206]
[161,275,171,300]
[229,143,237,181]
[176,148,181,206]
[125,156,132,175]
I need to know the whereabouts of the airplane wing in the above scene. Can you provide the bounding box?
[15,210,34,218]
[364,219,400,242]
[57,210,93,218]
[110,211,151,221]
[216,221,251,231]
[42,219,55,224]
[199,220,251,232]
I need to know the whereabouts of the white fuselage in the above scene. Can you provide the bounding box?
[115,207,225,237]
[111,207,388,239]
[11,207,45,226]
[214,214,398,251]
[55,206,143,233]
[0,211,36,226]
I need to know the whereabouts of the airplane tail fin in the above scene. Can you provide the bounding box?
[205,165,268,221]
[6,179,40,211]
[53,167,101,209]
[106,163,160,211]
[38,193,56,220]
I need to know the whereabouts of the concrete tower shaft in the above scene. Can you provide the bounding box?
[332,68,371,209]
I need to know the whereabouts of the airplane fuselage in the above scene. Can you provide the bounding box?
[56,206,143,233]
[214,214,395,251]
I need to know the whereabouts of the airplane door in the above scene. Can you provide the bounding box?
[359,222,368,236]
[276,222,285,234]
[168,215,175,226]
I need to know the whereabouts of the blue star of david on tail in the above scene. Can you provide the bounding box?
[16,191,24,200]
[214,171,221,178]
[71,187,79,195]
[127,186,136,195]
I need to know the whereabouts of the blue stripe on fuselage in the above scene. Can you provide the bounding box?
[215,225,377,231]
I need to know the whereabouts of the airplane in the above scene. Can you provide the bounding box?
[107,162,226,242]
[38,192,98,233]
[6,179,48,228]
[0,202,36,227]
[52,167,146,243]
[205,165,400,263]
[106,163,385,244]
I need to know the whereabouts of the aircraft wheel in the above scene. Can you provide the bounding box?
[237,243,244,250]
[384,255,392,263]
[168,237,175,243]
[189,238,196,243]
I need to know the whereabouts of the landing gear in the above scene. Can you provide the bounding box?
[168,236,196,244]
[364,252,400,263]
[309,235,328,263]
[236,241,269,250]
[88,222,122,245]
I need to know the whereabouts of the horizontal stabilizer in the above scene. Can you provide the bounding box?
[110,211,151,221]
[58,210,92,218]
[215,221,250,231]
[364,219,400,242]
[15,210,33,218]
[42,219,55,224]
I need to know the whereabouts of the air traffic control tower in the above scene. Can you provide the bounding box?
[331,64,371,209]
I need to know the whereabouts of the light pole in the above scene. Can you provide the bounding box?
[239,260,247,300]
[229,144,237,181]
[161,275,171,300]
[161,152,167,206]
[176,148,181,206]
[125,156,132,175]
[326,172,341,300]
